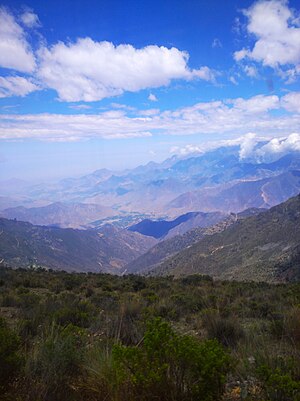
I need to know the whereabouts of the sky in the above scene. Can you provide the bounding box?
[0,0,300,181]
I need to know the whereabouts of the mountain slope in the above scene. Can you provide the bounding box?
[151,194,300,282]
[167,170,300,214]
[128,211,226,239]
[126,209,264,274]
[0,202,114,229]
[163,211,226,239]
[0,218,157,273]
[128,212,200,239]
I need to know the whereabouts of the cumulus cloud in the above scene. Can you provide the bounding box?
[0,7,36,73]
[228,94,280,113]
[234,49,249,62]
[1,93,300,141]
[192,66,217,82]
[0,76,40,98]
[239,132,300,161]
[239,133,257,159]
[36,39,216,102]
[257,133,300,160]
[281,65,300,83]
[281,91,300,113]
[20,10,40,28]
[234,0,300,69]
[0,7,217,102]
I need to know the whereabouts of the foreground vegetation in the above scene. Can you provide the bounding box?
[0,268,300,401]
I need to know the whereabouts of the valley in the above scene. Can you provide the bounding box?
[1,144,300,283]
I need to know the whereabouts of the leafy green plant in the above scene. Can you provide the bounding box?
[257,364,300,401]
[113,318,231,401]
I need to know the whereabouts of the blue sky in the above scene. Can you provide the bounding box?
[0,0,300,181]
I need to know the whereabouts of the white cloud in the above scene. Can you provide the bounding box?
[37,39,216,102]
[1,93,300,142]
[20,10,40,28]
[0,8,217,101]
[234,0,300,68]
[227,94,280,113]
[257,133,300,159]
[0,8,36,73]
[239,133,257,159]
[281,65,300,83]
[170,144,203,156]
[148,93,158,102]
[0,76,40,98]
[170,138,245,156]
[234,49,249,62]
[192,66,216,82]
[238,132,300,161]
[281,91,300,112]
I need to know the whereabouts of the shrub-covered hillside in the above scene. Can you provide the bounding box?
[0,268,300,401]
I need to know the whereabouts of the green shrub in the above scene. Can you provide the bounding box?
[113,318,231,401]
[0,318,22,388]
[257,364,300,401]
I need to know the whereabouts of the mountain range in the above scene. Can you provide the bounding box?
[2,146,300,226]
[0,195,299,282]
[1,144,300,282]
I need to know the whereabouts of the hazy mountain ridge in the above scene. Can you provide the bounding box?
[167,170,300,214]
[3,147,300,220]
[0,202,114,229]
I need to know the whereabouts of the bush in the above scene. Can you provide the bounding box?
[285,306,300,345]
[257,364,300,401]
[26,324,85,401]
[113,318,231,401]
[0,318,22,388]
[202,310,244,347]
